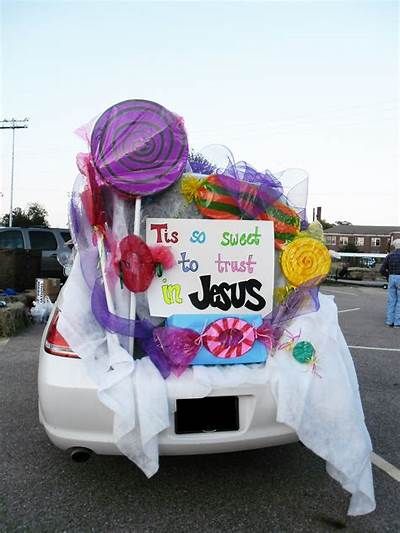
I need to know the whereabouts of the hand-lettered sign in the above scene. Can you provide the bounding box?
[146,219,274,317]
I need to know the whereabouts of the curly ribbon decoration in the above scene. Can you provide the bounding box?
[277,333,321,378]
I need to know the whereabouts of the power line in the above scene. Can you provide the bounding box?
[0,118,29,227]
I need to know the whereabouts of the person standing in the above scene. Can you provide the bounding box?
[380,239,400,327]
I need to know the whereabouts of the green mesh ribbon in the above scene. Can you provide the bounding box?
[292,341,315,364]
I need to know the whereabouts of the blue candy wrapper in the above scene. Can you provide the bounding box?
[166,314,268,365]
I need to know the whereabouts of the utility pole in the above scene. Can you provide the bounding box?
[0,118,29,227]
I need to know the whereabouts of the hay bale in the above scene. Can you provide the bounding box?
[0,290,35,306]
[0,302,31,337]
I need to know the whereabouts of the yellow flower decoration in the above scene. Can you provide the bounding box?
[280,237,331,287]
[180,174,206,203]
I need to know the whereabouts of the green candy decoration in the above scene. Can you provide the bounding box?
[292,341,315,364]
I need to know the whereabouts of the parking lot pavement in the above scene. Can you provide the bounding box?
[1,286,399,532]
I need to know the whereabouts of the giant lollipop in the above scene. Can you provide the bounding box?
[90,99,189,197]
[89,99,188,354]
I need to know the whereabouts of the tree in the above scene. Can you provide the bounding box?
[26,203,49,227]
[0,202,49,227]
[319,219,335,230]
[188,151,216,175]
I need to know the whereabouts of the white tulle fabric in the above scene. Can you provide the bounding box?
[58,258,375,515]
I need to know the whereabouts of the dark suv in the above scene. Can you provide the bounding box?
[0,227,71,278]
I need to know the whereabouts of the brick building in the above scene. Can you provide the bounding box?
[323,225,400,254]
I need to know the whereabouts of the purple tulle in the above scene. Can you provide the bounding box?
[92,277,140,337]
[139,334,171,379]
[300,219,309,231]
[216,174,279,219]
[225,160,283,190]
[213,161,299,221]
[69,197,81,242]
[154,326,201,376]
[91,277,171,377]
[266,283,320,328]
[220,160,309,225]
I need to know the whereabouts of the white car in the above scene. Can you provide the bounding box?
[38,292,297,463]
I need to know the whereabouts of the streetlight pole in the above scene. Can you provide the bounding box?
[9,127,16,227]
[0,118,29,227]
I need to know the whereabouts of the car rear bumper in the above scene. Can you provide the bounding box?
[38,352,298,456]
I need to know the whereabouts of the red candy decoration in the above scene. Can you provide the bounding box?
[149,245,175,271]
[119,235,155,293]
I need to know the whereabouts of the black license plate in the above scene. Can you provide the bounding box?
[175,396,239,434]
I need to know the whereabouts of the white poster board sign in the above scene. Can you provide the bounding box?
[146,218,274,317]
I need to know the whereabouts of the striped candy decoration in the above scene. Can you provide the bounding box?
[203,317,256,358]
[181,173,300,248]
[259,201,300,249]
[181,174,242,219]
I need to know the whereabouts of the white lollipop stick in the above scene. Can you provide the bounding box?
[128,196,142,355]
[97,233,120,352]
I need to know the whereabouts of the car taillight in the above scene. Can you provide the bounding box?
[44,309,80,358]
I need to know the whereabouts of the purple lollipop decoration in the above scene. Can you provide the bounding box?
[90,99,189,197]
[89,99,188,356]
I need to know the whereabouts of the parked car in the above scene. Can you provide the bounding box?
[328,252,388,288]
[0,227,71,278]
[38,290,297,461]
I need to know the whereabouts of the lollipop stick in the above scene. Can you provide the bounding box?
[128,196,142,355]
[97,233,120,351]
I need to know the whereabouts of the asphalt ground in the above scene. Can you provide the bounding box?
[0,285,399,532]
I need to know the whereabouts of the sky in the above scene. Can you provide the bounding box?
[1,0,399,228]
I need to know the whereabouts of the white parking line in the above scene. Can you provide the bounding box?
[338,307,360,314]
[348,345,400,352]
[322,289,357,296]
[371,452,400,482]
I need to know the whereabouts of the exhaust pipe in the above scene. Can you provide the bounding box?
[69,447,93,463]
